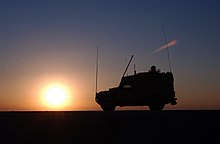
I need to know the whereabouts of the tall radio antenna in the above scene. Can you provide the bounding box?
[95,45,99,94]
[162,24,172,72]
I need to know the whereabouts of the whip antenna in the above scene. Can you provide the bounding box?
[162,24,172,72]
[95,46,99,94]
[122,55,134,78]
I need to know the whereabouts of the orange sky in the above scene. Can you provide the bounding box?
[1,0,220,111]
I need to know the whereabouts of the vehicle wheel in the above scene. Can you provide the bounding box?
[149,102,164,111]
[101,105,116,111]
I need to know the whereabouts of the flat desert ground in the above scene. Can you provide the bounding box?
[0,111,220,144]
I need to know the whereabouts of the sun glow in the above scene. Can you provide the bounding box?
[42,83,71,109]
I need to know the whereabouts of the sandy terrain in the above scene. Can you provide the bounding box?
[0,111,220,144]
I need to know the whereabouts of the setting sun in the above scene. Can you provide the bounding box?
[42,83,71,109]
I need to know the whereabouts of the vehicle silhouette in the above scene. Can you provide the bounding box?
[95,55,177,111]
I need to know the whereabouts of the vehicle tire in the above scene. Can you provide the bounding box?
[101,105,116,111]
[149,102,164,111]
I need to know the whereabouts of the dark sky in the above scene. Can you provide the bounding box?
[1,0,220,110]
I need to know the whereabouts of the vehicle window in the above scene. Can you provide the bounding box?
[123,85,131,88]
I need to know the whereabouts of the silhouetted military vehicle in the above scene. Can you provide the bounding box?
[95,55,177,111]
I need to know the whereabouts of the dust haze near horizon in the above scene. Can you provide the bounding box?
[1,0,220,111]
